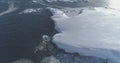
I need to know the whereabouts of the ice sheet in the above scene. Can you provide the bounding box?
[49,7,120,63]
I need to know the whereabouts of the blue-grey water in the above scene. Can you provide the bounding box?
[0,0,108,63]
[0,3,55,63]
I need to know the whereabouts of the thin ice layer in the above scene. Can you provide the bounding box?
[0,3,17,16]
[49,7,120,63]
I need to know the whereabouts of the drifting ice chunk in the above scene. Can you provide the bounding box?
[19,8,42,14]
[41,56,60,63]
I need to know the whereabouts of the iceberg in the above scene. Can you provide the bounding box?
[49,7,120,63]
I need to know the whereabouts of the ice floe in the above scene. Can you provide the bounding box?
[19,8,42,14]
[49,7,120,63]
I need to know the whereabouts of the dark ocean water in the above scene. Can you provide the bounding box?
[0,4,55,63]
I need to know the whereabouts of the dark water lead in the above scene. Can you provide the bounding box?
[0,8,55,63]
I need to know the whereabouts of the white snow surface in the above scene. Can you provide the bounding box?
[49,7,120,63]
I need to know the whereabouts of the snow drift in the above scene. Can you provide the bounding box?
[49,7,120,63]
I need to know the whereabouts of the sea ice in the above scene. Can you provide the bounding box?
[0,3,17,16]
[49,7,120,63]
[19,8,42,14]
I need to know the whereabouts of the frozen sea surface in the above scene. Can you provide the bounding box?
[49,7,120,63]
[1,0,120,63]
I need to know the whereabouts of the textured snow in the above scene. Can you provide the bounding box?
[49,7,120,63]
[60,7,84,16]
[19,8,42,14]
[41,56,61,63]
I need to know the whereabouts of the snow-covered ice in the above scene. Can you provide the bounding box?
[49,7,120,63]
[60,7,84,16]
[19,8,42,14]
[109,0,120,10]
[41,56,61,63]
